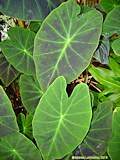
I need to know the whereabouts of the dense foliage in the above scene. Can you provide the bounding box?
[0,0,120,159]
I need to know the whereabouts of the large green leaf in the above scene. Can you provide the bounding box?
[0,86,19,137]
[100,0,120,13]
[34,0,103,90]
[0,27,35,75]
[0,53,19,87]
[107,107,120,160]
[0,132,42,160]
[112,38,120,56]
[19,75,43,113]
[75,101,112,157]
[0,0,65,20]
[33,76,92,160]
[103,6,120,36]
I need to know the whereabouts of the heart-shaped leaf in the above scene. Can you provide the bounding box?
[0,86,19,137]
[0,132,42,160]
[33,76,92,160]
[0,27,35,75]
[107,107,120,160]
[103,6,120,36]
[0,0,65,20]
[33,0,103,90]
[112,38,120,56]
[19,75,43,113]
[75,101,112,157]
[0,53,19,87]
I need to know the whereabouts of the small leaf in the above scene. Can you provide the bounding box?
[112,38,120,56]
[103,6,120,36]
[94,33,110,64]
[19,75,43,113]
[0,132,42,160]
[107,107,120,160]
[75,101,112,157]
[33,76,92,160]
[0,53,19,87]
[34,0,103,90]
[0,86,19,137]
[17,113,33,140]
[0,27,35,75]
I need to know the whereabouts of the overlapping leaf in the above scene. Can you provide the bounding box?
[34,0,103,90]
[17,113,33,139]
[33,76,92,160]
[0,86,19,137]
[0,27,35,75]
[103,6,120,36]
[0,53,19,87]
[112,38,120,56]
[0,0,65,20]
[100,0,120,13]
[75,101,112,157]
[107,107,120,160]
[0,132,42,160]
[19,75,43,113]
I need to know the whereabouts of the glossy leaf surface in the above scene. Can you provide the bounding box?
[0,132,42,160]
[75,101,112,157]
[0,86,19,137]
[34,0,103,90]
[33,76,92,160]
[19,75,43,113]
[0,27,35,75]
[0,0,65,20]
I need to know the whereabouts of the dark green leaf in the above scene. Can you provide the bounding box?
[0,0,65,20]
[0,86,19,137]
[34,0,103,90]
[75,101,112,157]
[0,53,19,87]
[19,75,43,113]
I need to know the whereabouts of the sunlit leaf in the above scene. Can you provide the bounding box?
[34,0,103,90]
[0,53,19,87]
[19,75,43,113]
[33,76,92,160]
[75,101,112,157]
[0,27,35,75]
[0,86,19,137]
[0,0,65,20]
[0,132,42,160]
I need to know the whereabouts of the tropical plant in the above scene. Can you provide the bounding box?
[0,0,120,159]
